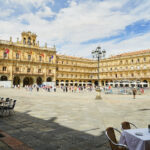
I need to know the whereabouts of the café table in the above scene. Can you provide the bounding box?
[120,128,150,150]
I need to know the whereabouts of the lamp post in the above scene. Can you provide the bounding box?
[92,46,106,99]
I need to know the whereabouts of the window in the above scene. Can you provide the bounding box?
[131,59,134,63]
[27,68,30,73]
[62,61,64,64]
[28,55,31,60]
[16,67,19,72]
[137,58,140,63]
[28,37,31,45]
[23,38,26,44]
[115,74,117,78]
[16,53,19,59]
[3,52,7,58]
[49,70,51,73]
[49,57,51,62]
[131,73,134,77]
[144,58,146,62]
[38,69,41,73]
[3,67,6,71]
[39,56,42,61]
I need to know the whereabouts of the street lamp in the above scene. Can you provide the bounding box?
[92,46,106,99]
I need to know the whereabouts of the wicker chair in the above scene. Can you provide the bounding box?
[121,121,137,130]
[105,127,128,150]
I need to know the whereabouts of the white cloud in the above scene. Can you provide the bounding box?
[1,0,150,57]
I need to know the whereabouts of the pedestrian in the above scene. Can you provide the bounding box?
[132,87,137,99]
[37,86,39,92]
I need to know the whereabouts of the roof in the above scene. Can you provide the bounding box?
[57,54,93,61]
[111,49,150,58]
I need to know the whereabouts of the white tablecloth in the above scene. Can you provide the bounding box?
[120,128,150,150]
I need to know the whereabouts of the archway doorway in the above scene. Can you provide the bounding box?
[37,77,42,85]
[143,80,148,87]
[56,80,59,86]
[94,81,98,86]
[23,77,33,86]
[47,77,52,82]
[65,80,69,86]
[1,76,8,81]
[13,76,20,85]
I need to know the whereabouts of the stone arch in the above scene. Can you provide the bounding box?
[36,77,42,85]
[65,80,69,86]
[23,77,33,86]
[56,80,59,86]
[143,80,148,88]
[94,81,98,86]
[1,76,8,81]
[47,77,52,82]
[13,76,20,85]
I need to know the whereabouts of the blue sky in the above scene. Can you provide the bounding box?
[1,0,150,58]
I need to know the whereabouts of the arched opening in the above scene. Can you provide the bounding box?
[70,80,73,86]
[28,37,31,45]
[47,77,52,82]
[23,38,26,44]
[75,81,78,86]
[1,76,8,81]
[87,80,92,86]
[102,81,104,86]
[61,80,64,86]
[56,80,59,86]
[94,81,98,86]
[106,81,108,86]
[23,77,33,86]
[120,81,123,87]
[79,80,82,86]
[13,76,20,85]
[36,77,42,85]
[65,80,69,86]
[143,80,148,88]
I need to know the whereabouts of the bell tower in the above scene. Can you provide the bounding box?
[21,31,37,46]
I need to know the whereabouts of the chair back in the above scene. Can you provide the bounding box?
[106,127,127,150]
[121,122,131,130]
[106,127,118,150]
[11,100,16,109]
[6,98,10,102]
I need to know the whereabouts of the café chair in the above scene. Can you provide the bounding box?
[121,121,137,130]
[105,127,128,150]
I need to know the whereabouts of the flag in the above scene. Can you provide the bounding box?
[41,53,44,57]
[51,55,53,59]
[5,48,9,54]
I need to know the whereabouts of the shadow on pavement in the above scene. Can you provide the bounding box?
[0,111,110,150]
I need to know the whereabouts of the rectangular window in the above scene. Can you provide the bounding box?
[27,68,30,72]
[16,53,19,59]
[28,55,31,60]
[39,56,42,61]
[16,67,19,72]
[49,70,51,73]
[3,52,7,58]
[3,66,6,71]
[38,69,41,73]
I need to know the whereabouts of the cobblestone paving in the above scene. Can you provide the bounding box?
[0,88,150,150]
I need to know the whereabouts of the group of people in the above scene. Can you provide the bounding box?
[61,85,93,93]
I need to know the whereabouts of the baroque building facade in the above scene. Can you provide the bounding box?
[0,31,150,87]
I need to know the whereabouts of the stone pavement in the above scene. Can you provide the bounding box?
[0,88,150,150]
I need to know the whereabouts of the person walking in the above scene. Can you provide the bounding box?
[132,87,137,99]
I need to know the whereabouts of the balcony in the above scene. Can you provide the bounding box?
[13,71,44,76]
[0,70,10,74]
